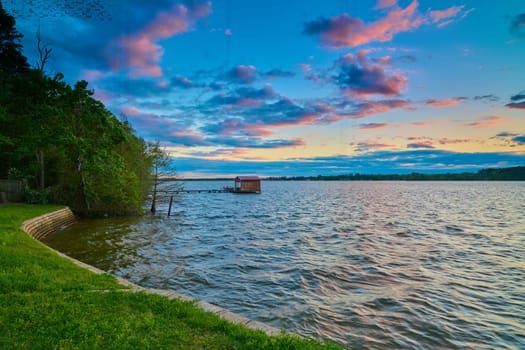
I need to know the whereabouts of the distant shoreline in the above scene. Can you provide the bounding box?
[163,166,525,181]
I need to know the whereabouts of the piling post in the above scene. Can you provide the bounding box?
[168,196,173,217]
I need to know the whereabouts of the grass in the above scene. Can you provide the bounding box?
[0,205,342,349]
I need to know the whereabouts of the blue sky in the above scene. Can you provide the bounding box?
[5,0,525,177]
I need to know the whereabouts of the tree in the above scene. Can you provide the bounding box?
[0,1,29,77]
[148,141,170,213]
[35,23,52,73]
[0,5,160,216]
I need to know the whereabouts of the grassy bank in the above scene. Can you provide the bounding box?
[0,205,341,349]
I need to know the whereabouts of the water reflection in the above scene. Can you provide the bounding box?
[45,181,525,349]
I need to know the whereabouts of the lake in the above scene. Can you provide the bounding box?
[45,181,525,349]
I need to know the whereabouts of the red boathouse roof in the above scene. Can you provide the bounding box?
[235,176,260,182]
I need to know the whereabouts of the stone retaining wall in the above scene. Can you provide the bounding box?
[21,208,281,337]
[22,207,77,240]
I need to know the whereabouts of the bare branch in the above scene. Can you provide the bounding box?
[36,23,52,73]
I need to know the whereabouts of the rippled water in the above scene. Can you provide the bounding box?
[45,181,525,349]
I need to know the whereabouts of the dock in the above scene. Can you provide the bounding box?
[155,189,228,194]
[151,176,262,216]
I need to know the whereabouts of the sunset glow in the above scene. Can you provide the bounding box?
[8,0,524,177]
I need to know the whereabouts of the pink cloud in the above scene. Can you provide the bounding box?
[436,19,454,28]
[92,88,113,103]
[466,116,507,128]
[297,63,312,72]
[79,69,110,82]
[226,65,258,84]
[337,51,408,97]
[110,2,211,78]
[304,1,468,48]
[372,55,393,66]
[374,0,398,10]
[237,98,263,107]
[304,1,423,48]
[423,97,465,108]
[429,6,465,22]
[359,122,389,130]
[120,105,142,116]
[353,100,411,119]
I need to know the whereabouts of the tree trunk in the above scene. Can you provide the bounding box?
[77,156,90,212]
[35,149,45,190]
[150,161,158,213]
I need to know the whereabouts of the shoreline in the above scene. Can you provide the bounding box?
[22,207,282,336]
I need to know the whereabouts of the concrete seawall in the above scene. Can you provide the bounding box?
[22,207,77,240]
[21,207,281,337]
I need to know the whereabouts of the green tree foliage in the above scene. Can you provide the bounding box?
[0,1,29,77]
[147,141,171,213]
[0,5,154,216]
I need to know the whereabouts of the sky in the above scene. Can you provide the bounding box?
[5,0,525,177]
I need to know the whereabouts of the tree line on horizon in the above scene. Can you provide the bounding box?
[266,166,525,181]
[0,3,165,216]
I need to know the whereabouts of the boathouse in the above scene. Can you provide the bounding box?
[234,176,261,193]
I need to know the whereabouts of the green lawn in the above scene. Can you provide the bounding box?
[0,205,342,349]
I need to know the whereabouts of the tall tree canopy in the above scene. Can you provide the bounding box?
[0,4,156,216]
[0,1,29,77]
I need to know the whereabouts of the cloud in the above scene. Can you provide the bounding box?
[429,6,465,23]
[224,65,258,84]
[100,75,172,99]
[492,132,525,147]
[505,90,525,109]
[303,1,469,49]
[187,148,249,158]
[510,13,525,37]
[436,137,474,145]
[120,105,142,116]
[494,132,519,138]
[352,99,411,118]
[410,120,442,127]
[407,141,435,149]
[334,52,407,97]
[473,94,499,102]
[359,123,389,130]
[206,137,306,149]
[116,102,308,150]
[353,141,396,152]
[171,75,196,89]
[396,54,417,63]
[303,1,423,48]
[405,137,474,146]
[371,56,393,66]
[513,135,525,144]
[205,84,278,108]
[505,102,525,109]
[423,97,466,108]
[510,92,525,101]
[263,69,296,79]
[109,2,211,78]
[297,63,312,72]
[466,116,507,128]
[374,0,398,10]
[171,150,525,177]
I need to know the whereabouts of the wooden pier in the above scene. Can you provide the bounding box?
[155,189,228,194]
[151,176,262,216]
[153,189,228,217]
